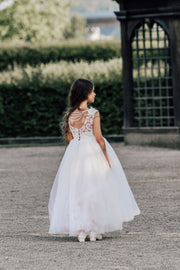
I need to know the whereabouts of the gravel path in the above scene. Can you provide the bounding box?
[0,143,180,270]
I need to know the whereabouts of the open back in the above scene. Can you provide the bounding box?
[68,107,98,141]
[69,109,89,130]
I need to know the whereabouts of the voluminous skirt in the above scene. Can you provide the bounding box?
[48,137,140,236]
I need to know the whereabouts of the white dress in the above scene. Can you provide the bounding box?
[48,106,140,236]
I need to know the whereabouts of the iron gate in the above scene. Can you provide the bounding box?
[131,20,175,127]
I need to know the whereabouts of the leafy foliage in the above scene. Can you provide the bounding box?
[0,0,85,42]
[0,58,123,138]
[0,39,121,71]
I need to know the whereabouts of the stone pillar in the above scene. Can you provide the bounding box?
[169,19,180,127]
[114,0,180,148]
[120,20,134,128]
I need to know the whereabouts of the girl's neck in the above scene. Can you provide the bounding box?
[78,101,89,111]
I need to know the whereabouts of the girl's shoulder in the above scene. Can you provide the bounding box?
[89,106,99,116]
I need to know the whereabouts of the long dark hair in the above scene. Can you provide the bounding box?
[61,78,94,143]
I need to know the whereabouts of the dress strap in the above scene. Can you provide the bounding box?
[90,107,99,117]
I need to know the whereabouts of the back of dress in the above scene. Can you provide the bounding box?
[68,107,98,141]
[48,106,141,237]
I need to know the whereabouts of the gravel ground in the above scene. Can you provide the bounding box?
[0,143,180,270]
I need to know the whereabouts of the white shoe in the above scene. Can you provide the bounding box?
[96,234,102,240]
[89,231,96,242]
[78,231,87,242]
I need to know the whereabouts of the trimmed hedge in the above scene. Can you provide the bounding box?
[0,58,123,138]
[0,39,121,71]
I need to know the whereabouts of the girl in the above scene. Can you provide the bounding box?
[48,78,140,242]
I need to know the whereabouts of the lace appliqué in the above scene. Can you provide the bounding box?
[68,107,98,141]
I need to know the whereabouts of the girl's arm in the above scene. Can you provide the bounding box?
[67,126,73,145]
[93,111,111,168]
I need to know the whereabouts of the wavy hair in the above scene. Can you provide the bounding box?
[61,78,94,143]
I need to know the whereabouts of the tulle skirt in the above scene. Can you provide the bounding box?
[48,136,140,236]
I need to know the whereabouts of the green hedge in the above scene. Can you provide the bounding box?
[0,39,121,71]
[132,49,169,69]
[0,58,123,138]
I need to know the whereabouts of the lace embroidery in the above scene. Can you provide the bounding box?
[68,107,98,141]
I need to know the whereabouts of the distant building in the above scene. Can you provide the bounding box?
[80,11,120,40]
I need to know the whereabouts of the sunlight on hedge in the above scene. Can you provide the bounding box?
[132,60,168,79]
[0,58,122,85]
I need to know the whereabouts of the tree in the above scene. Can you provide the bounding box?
[64,15,86,40]
[0,0,82,42]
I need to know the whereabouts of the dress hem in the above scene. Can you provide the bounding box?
[48,209,141,236]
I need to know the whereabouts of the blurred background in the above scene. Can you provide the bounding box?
[0,0,120,41]
[0,0,123,140]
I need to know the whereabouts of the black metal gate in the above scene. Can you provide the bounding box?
[131,20,175,127]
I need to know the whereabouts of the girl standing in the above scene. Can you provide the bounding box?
[48,78,140,242]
